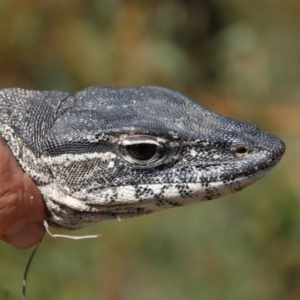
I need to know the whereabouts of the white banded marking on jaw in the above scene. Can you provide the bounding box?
[39,170,270,216]
[189,149,198,157]
[72,183,206,204]
[113,186,137,202]
[41,152,117,167]
[71,185,139,204]
[39,184,89,211]
[107,160,115,168]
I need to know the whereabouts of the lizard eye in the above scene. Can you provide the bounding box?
[126,143,158,161]
[119,136,166,165]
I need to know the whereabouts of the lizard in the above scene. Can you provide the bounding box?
[0,86,285,230]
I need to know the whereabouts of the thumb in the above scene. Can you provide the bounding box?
[0,137,46,249]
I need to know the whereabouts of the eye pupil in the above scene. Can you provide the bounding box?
[127,144,158,160]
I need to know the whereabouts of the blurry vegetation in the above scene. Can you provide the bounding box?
[0,0,299,299]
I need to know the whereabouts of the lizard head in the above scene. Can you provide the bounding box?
[35,86,285,229]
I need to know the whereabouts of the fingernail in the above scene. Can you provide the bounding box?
[3,222,44,249]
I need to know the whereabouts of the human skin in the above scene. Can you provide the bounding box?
[0,137,46,249]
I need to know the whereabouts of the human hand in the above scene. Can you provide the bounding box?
[0,137,46,249]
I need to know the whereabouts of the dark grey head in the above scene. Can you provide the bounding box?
[0,86,285,229]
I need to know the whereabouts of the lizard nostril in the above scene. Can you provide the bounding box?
[234,146,249,158]
[236,147,248,154]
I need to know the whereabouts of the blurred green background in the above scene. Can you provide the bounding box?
[0,0,299,299]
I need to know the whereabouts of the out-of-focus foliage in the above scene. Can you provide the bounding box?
[0,1,299,299]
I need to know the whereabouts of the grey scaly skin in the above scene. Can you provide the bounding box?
[0,86,285,230]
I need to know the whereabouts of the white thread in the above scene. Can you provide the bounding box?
[43,221,101,239]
